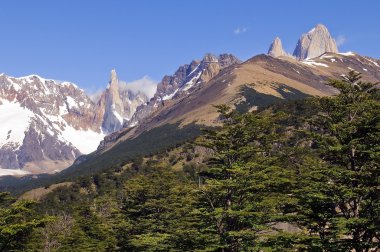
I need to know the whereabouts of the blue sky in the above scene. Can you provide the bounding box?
[0,0,379,94]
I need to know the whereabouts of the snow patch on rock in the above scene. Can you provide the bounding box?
[338,51,355,56]
[302,60,329,68]
[0,99,34,148]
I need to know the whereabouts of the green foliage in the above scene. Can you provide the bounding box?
[0,192,49,251]
[293,71,380,251]
[196,105,297,251]
[118,166,209,251]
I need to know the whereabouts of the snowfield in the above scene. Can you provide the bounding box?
[0,99,34,148]
[59,125,105,154]
[0,168,31,176]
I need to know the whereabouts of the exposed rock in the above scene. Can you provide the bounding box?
[0,69,152,174]
[293,24,338,60]
[268,37,287,58]
[96,70,149,134]
[57,50,380,180]
[0,74,104,173]
[126,53,241,127]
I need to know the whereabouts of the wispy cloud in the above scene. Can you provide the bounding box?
[336,35,346,46]
[233,27,247,35]
[87,75,158,102]
[119,76,157,99]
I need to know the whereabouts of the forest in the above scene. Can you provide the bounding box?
[0,71,379,251]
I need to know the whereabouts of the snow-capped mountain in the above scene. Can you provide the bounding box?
[0,70,150,175]
[0,74,104,175]
[126,53,241,127]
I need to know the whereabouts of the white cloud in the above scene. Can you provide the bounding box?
[87,75,158,102]
[119,75,157,99]
[233,27,247,35]
[336,35,346,46]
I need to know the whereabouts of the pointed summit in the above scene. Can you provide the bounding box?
[101,69,124,133]
[293,24,338,60]
[202,53,219,63]
[109,69,118,89]
[268,37,287,58]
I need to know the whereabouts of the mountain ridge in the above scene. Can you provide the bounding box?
[0,70,150,175]
[90,51,380,161]
[1,24,380,177]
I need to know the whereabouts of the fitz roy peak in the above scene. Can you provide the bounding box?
[293,24,338,60]
[268,24,338,60]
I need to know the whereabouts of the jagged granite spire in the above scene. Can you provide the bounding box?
[98,69,148,134]
[293,24,338,60]
[109,69,118,88]
[268,37,287,58]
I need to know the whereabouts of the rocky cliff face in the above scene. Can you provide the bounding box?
[268,37,288,58]
[126,53,241,127]
[293,24,338,60]
[0,70,150,175]
[90,51,380,174]
[0,74,104,174]
[95,70,149,134]
[268,24,339,61]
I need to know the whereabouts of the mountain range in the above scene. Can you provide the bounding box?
[0,23,379,178]
[0,71,148,175]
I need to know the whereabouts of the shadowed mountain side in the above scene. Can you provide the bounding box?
[235,84,310,113]
[0,123,203,194]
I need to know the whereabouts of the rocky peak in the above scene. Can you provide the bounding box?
[202,53,219,63]
[218,54,242,67]
[268,37,287,58]
[107,69,123,110]
[127,53,241,128]
[293,24,338,60]
[109,69,118,89]
[98,69,149,134]
[0,73,104,173]
[187,60,201,75]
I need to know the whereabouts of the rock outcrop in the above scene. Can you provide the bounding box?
[126,53,241,127]
[0,70,149,174]
[293,24,338,60]
[0,74,104,173]
[268,37,287,58]
[96,70,149,133]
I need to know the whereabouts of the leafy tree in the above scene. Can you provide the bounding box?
[118,166,208,251]
[196,105,297,251]
[295,71,380,251]
[0,192,48,251]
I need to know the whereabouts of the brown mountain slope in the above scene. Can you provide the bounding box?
[96,52,380,153]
